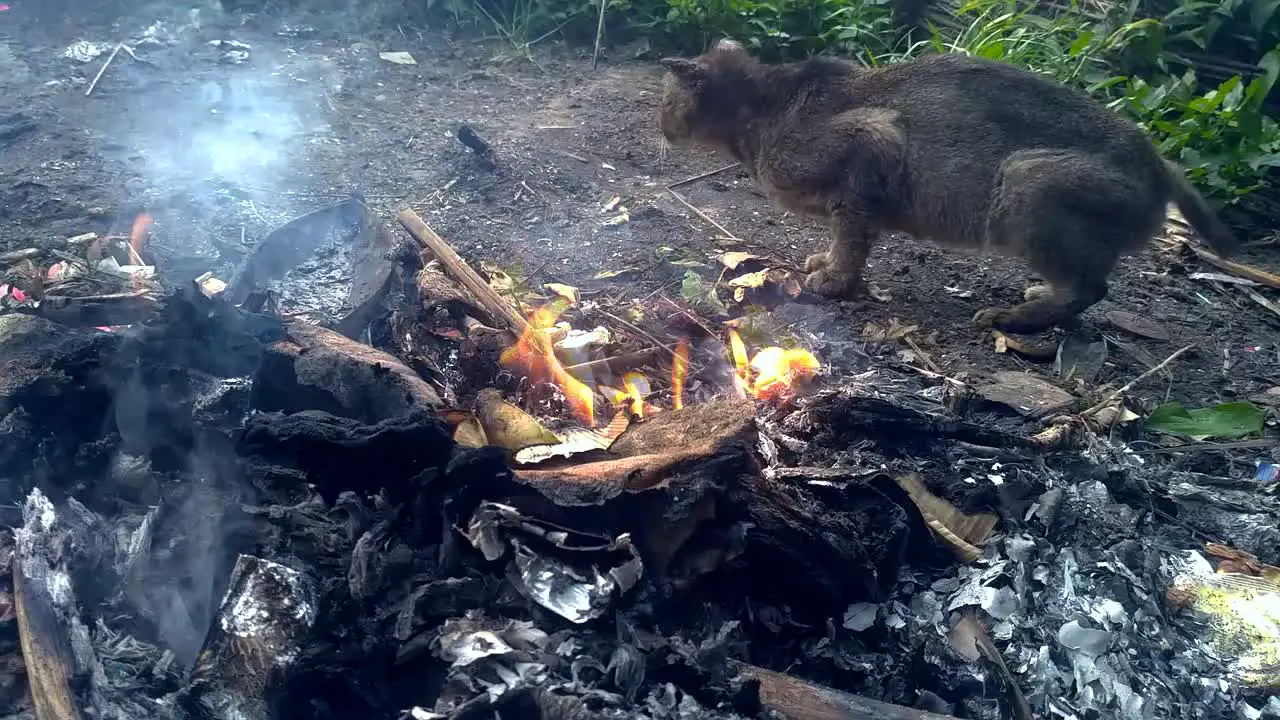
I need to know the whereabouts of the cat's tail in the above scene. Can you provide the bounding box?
[1163,158,1239,258]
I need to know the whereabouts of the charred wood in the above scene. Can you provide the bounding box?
[729,661,963,720]
[239,409,453,504]
[252,320,441,423]
[175,555,317,720]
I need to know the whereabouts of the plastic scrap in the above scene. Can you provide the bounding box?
[464,502,642,623]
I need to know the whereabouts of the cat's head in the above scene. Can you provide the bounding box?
[658,38,758,146]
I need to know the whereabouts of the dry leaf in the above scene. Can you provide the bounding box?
[543,283,580,304]
[863,318,919,343]
[481,263,515,293]
[950,611,1033,720]
[514,412,630,465]
[718,251,765,270]
[602,196,622,212]
[991,331,1056,360]
[474,388,560,452]
[603,209,630,226]
[728,269,769,289]
[593,268,636,280]
[895,473,998,563]
[453,418,488,448]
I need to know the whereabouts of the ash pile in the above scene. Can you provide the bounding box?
[2,197,1278,720]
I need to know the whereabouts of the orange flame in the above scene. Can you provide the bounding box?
[622,372,650,418]
[750,346,820,400]
[725,329,819,401]
[728,330,751,397]
[672,338,690,411]
[499,299,595,426]
[129,214,152,265]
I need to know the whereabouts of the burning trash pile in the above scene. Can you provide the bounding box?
[0,213,164,330]
[1,199,1277,720]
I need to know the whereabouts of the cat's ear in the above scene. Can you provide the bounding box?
[713,38,745,53]
[659,58,704,81]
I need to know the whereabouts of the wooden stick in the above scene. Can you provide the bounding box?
[1132,438,1276,454]
[1242,286,1280,322]
[729,662,961,720]
[397,208,529,335]
[13,493,88,720]
[666,187,744,243]
[564,347,663,376]
[1081,343,1196,418]
[85,43,125,97]
[666,162,742,190]
[1187,245,1280,290]
[598,309,677,359]
[591,0,608,70]
[0,247,41,264]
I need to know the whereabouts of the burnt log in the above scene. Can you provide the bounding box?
[443,398,908,616]
[730,662,962,720]
[175,555,318,720]
[239,409,453,503]
[11,489,166,720]
[252,320,441,423]
[13,493,86,720]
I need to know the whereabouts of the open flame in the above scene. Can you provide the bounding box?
[672,338,690,411]
[500,302,819,429]
[500,299,595,426]
[129,213,153,264]
[727,329,820,401]
[622,372,650,417]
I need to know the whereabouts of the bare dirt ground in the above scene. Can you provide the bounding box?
[2,3,1278,450]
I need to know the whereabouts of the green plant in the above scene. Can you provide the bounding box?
[1109,55,1280,199]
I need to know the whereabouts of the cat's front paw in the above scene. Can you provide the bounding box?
[972,306,1012,329]
[804,251,831,272]
[805,268,863,299]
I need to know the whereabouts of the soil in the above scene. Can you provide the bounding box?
[2,2,1278,433]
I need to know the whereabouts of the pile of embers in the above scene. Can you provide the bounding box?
[2,197,1279,720]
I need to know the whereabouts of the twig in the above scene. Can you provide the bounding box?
[1242,287,1280,322]
[397,208,529,334]
[86,43,125,97]
[565,347,663,376]
[1131,438,1276,455]
[1186,244,1280,290]
[1080,343,1196,418]
[662,297,719,340]
[591,0,608,71]
[902,333,943,375]
[666,162,742,190]
[597,309,677,359]
[666,187,744,243]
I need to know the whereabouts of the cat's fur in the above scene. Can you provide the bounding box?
[658,40,1238,333]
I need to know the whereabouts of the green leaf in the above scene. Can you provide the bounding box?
[1067,31,1094,56]
[679,269,706,303]
[1146,401,1266,440]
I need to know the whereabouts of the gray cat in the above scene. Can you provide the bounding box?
[658,39,1237,333]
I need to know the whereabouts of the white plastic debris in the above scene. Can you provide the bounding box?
[842,602,878,632]
[379,51,417,65]
[1056,620,1113,658]
[63,41,113,63]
